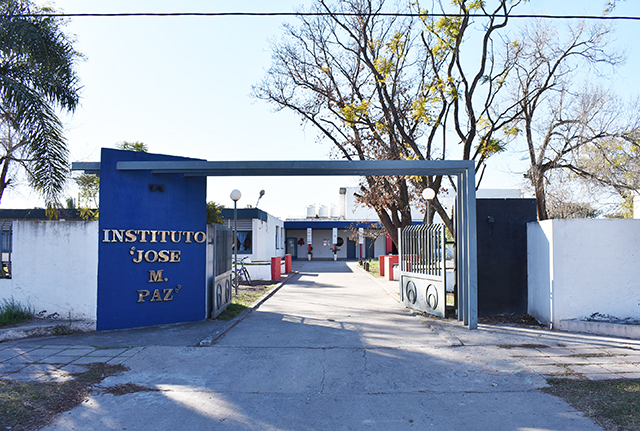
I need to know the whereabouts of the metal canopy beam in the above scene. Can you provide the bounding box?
[71,158,478,330]
[111,159,475,177]
[72,162,100,174]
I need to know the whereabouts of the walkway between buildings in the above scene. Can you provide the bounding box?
[3,261,639,430]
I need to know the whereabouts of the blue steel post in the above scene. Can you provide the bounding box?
[460,168,478,329]
[457,174,467,325]
[466,169,478,329]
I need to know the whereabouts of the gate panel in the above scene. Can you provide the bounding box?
[207,224,233,319]
[400,224,446,317]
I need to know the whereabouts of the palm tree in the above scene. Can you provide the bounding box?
[0,0,81,208]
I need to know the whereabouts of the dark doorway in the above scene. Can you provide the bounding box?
[347,238,356,259]
[286,237,298,259]
[476,199,537,318]
[365,237,375,260]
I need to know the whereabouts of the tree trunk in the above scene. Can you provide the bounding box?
[534,177,548,220]
[0,158,11,205]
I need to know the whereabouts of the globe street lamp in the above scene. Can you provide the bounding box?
[230,189,241,294]
[422,187,436,225]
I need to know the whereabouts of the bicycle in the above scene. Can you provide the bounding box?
[232,256,252,286]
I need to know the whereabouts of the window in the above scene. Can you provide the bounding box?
[225,219,252,254]
[235,231,252,254]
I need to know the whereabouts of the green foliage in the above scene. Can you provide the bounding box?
[339,100,370,125]
[74,141,148,220]
[0,0,82,208]
[0,297,34,327]
[76,174,100,207]
[477,137,506,157]
[578,136,640,216]
[116,141,148,152]
[206,201,224,224]
[79,206,98,221]
[217,284,276,320]
[606,191,634,219]
[76,173,100,220]
[255,0,531,241]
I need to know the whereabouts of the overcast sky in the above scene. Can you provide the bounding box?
[5,0,638,219]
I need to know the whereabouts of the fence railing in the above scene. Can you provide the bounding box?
[400,223,445,277]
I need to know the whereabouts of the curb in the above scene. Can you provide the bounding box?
[559,319,640,340]
[0,320,96,343]
[352,262,400,302]
[197,272,298,346]
[421,318,464,347]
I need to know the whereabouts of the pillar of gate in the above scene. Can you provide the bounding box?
[97,149,208,331]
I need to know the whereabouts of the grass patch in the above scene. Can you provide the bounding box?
[543,378,640,431]
[216,283,276,321]
[365,260,381,277]
[446,292,455,306]
[217,303,248,321]
[0,362,127,431]
[0,298,34,327]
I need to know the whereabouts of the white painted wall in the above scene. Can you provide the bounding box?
[0,221,98,320]
[344,187,380,221]
[0,216,286,321]
[527,221,554,324]
[528,219,640,328]
[244,262,272,281]
[476,189,522,199]
[250,214,285,262]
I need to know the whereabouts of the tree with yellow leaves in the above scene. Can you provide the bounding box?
[255,0,526,242]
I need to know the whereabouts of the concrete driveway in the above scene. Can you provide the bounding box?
[4,260,623,430]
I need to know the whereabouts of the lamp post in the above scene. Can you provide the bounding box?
[255,189,265,208]
[422,187,436,225]
[230,189,241,294]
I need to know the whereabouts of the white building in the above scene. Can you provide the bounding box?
[219,208,285,262]
[283,187,522,260]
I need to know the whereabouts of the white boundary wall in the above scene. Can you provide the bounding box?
[528,219,640,328]
[0,221,98,320]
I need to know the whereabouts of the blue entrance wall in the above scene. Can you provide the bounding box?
[97,148,207,330]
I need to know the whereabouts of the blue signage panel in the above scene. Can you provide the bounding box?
[97,148,207,330]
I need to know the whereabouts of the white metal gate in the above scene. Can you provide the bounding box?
[400,224,446,317]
